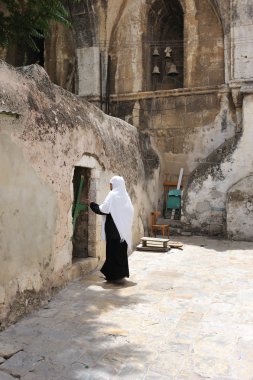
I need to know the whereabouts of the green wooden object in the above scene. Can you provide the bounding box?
[72,175,88,233]
[167,189,181,210]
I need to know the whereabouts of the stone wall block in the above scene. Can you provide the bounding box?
[77,47,100,96]
[186,95,207,113]
[159,111,184,128]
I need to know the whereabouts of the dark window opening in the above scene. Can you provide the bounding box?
[6,37,45,67]
[72,167,90,260]
[29,37,45,66]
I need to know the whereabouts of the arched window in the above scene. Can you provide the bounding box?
[147,0,184,90]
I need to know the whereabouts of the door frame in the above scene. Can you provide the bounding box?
[70,155,102,260]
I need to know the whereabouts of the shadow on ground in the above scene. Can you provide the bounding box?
[0,272,152,380]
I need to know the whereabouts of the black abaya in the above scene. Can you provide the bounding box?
[90,202,129,281]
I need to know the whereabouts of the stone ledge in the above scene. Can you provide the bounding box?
[68,257,99,281]
[241,84,253,94]
[80,85,228,103]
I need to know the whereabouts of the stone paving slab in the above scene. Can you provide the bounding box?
[0,236,253,379]
[0,351,44,378]
[0,343,23,359]
[0,372,18,380]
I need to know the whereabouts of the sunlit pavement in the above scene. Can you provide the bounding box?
[1,236,253,379]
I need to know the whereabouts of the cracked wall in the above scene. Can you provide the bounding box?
[183,93,253,237]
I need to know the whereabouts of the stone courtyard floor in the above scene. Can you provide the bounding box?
[1,236,253,380]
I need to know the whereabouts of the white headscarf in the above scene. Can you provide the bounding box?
[99,176,134,249]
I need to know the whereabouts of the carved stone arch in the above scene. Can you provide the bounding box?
[207,0,226,33]
[183,0,225,87]
[207,0,231,83]
[149,0,226,33]
[71,0,99,48]
[180,0,225,29]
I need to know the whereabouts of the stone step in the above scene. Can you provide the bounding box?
[69,257,99,281]
[136,244,169,252]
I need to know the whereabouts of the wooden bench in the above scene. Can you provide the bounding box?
[136,237,170,252]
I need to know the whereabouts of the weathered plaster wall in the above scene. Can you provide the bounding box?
[0,132,57,283]
[111,86,236,198]
[0,61,159,328]
[226,175,253,241]
[183,93,253,237]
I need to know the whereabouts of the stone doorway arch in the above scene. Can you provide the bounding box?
[70,155,102,261]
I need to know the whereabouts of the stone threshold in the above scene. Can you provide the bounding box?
[69,257,99,281]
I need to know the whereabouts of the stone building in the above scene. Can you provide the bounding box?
[0,61,159,328]
[3,1,253,241]
[1,0,253,327]
[41,0,253,240]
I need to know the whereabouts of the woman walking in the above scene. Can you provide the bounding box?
[89,176,134,282]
